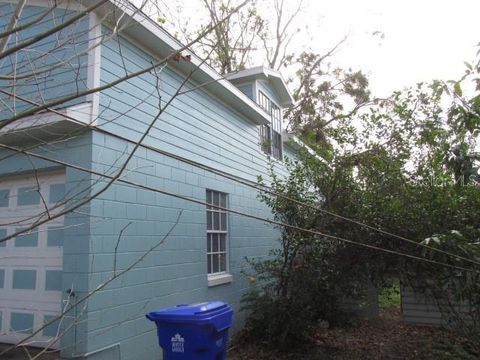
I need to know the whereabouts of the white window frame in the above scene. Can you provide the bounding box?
[206,190,232,286]
[258,90,283,160]
[271,103,283,160]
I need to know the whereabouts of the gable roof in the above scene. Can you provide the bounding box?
[89,0,275,125]
[226,66,294,107]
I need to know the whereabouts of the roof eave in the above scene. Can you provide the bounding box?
[227,67,294,107]
[89,0,270,125]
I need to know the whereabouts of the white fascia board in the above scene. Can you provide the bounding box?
[0,103,93,134]
[228,67,294,107]
[226,66,266,80]
[267,75,294,107]
[86,11,102,125]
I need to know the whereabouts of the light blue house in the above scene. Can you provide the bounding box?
[0,0,299,358]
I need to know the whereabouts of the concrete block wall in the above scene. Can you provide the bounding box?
[81,131,281,359]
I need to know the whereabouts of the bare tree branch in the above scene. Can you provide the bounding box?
[0,0,249,130]
[0,2,57,40]
[113,221,132,275]
[0,0,27,53]
[0,0,110,60]
[0,210,184,355]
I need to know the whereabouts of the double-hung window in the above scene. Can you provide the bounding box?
[206,190,228,276]
[258,91,283,160]
[271,104,282,159]
[259,124,272,155]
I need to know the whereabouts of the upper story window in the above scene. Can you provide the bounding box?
[258,91,271,113]
[258,91,283,160]
[259,124,272,155]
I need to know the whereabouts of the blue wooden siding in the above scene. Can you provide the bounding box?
[0,4,90,121]
[98,29,289,183]
[236,83,254,100]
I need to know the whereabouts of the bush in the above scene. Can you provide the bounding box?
[240,159,379,346]
[379,280,401,309]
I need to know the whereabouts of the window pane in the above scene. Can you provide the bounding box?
[219,234,226,251]
[15,230,38,247]
[212,254,219,273]
[207,211,212,230]
[17,187,40,206]
[207,233,212,252]
[10,313,33,334]
[0,190,9,207]
[206,190,212,207]
[272,104,282,132]
[212,234,219,252]
[272,131,282,160]
[213,212,220,230]
[0,228,6,247]
[0,269,5,288]
[258,91,271,113]
[219,253,226,272]
[12,270,36,290]
[213,192,219,206]
[220,194,226,208]
[260,125,272,154]
[47,227,63,247]
[220,213,227,231]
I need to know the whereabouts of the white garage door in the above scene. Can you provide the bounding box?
[0,171,65,350]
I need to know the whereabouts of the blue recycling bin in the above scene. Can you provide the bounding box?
[146,301,233,360]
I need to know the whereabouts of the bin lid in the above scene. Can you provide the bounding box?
[148,301,227,317]
[146,301,233,331]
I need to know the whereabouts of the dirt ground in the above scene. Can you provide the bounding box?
[1,308,477,359]
[0,344,59,360]
[228,308,478,360]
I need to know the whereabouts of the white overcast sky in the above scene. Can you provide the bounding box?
[303,0,480,96]
[150,0,480,97]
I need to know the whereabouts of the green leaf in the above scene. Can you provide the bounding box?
[472,95,480,113]
[454,82,463,97]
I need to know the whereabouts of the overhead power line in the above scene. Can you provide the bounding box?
[1,143,479,275]
[1,92,478,267]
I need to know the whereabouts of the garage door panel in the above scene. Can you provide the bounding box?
[0,171,65,349]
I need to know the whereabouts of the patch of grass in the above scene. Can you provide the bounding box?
[379,280,401,309]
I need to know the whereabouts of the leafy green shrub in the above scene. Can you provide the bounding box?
[379,280,401,309]
[240,159,379,346]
